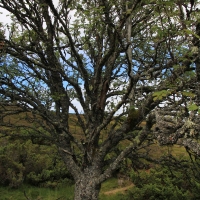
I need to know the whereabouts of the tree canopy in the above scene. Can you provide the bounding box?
[1,0,200,199]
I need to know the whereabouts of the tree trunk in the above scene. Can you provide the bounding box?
[74,165,101,200]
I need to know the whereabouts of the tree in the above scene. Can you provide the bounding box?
[0,0,200,199]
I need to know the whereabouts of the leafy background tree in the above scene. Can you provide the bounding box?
[0,0,200,199]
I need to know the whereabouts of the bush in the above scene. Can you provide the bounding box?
[0,137,72,188]
[124,166,199,200]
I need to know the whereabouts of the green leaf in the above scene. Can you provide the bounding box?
[184,29,200,39]
[153,90,171,101]
[182,91,196,98]
[188,104,198,111]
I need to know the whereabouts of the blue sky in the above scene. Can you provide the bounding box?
[0,4,84,113]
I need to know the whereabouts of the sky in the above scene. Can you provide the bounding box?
[0,3,84,114]
[0,8,11,28]
[0,3,125,115]
[0,0,59,37]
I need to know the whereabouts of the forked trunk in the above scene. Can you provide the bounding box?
[74,166,101,200]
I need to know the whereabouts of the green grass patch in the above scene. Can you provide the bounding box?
[0,179,124,200]
[100,193,126,200]
[0,184,74,200]
[100,178,119,192]
[0,179,129,200]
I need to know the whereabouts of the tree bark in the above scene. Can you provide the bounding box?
[74,166,101,200]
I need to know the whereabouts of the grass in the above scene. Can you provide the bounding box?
[0,179,125,200]
[100,178,126,200]
[100,193,125,200]
[0,184,74,200]
[100,178,119,192]
[0,178,130,200]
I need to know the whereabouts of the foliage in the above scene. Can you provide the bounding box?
[1,0,200,199]
[0,137,72,188]
[126,166,199,200]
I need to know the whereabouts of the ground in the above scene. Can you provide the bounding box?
[103,183,134,195]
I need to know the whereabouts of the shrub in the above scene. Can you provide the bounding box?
[0,137,72,188]
[124,166,199,200]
